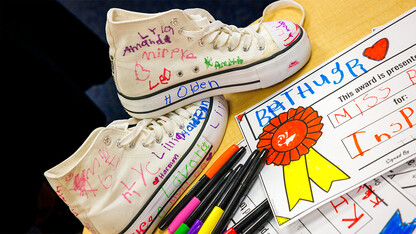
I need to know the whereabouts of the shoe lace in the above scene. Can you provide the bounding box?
[181,0,305,51]
[182,9,264,52]
[113,107,193,148]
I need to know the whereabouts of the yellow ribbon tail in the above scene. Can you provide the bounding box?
[283,156,313,211]
[305,148,350,192]
[276,216,290,225]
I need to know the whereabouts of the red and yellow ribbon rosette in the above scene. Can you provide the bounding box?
[257,106,350,212]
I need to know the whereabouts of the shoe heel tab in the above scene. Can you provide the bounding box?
[107,8,159,24]
[107,8,138,23]
[260,0,305,26]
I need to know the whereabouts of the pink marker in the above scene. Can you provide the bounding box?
[168,197,200,233]
[166,146,245,233]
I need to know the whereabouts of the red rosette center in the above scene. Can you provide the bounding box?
[257,106,323,166]
[271,120,307,152]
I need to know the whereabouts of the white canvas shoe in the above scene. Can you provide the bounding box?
[106,0,310,118]
[44,96,228,234]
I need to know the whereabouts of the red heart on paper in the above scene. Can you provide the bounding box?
[363,38,389,61]
[153,177,159,185]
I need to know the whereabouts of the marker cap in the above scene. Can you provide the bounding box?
[223,227,237,234]
[158,144,240,230]
[173,223,190,234]
[198,206,224,234]
[183,169,233,227]
[168,197,200,233]
[158,175,209,230]
[205,144,239,179]
[188,167,241,234]
[187,219,203,234]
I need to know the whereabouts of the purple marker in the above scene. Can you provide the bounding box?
[173,169,235,234]
[187,164,245,234]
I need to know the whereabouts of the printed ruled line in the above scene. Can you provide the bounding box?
[387,168,416,178]
[359,139,416,171]
[342,99,416,159]
[327,63,416,129]
[382,175,416,207]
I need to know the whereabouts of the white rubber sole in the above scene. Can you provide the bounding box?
[119,26,311,119]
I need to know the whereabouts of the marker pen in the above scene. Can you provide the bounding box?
[173,169,234,234]
[242,208,273,234]
[158,144,239,230]
[198,150,260,234]
[212,148,269,234]
[187,165,242,234]
[167,146,246,233]
[223,199,269,234]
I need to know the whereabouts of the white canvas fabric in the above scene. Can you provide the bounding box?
[106,0,311,118]
[44,96,228,234]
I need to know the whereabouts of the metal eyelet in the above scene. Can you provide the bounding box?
[142,141,149,148]
[156,138,162,144]
[243,47,249,52]
[103,137,111,146]
[193,66,200,73]
[177,71,184,77]
[198,40,205,47]
[179,124,185,129]
[212,44,219,50]
[168,132,174,138]
[170,18,179,26]
[258,45,265,51]
[228,47,235,52]
[178,27,185,35]
[116,139,123,148]
[128,142,136,149]
[188,37,193,41]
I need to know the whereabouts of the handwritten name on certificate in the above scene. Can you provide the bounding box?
[236,8,416,227]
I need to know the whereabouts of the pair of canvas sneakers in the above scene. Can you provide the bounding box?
[44,0,311,233]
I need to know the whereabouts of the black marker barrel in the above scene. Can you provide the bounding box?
[242,208,273,233]
[234,199,269,233]
[212,148,269,234]
[197,150,259,234]
[158,146,245,230]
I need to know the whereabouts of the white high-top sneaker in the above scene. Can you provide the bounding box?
[106,0,310,118]
[44,96,228,234]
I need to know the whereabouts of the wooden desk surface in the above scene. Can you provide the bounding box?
[83,0,415,233]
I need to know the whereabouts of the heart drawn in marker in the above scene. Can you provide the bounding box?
[363,38,389,61]
[237,113,245,122]
[135,62,151,81]
[153,177,159,185]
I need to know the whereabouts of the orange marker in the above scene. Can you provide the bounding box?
[158,144,241,230]
[205,144,239,178]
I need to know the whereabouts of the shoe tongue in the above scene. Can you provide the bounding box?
[184,8,216,27]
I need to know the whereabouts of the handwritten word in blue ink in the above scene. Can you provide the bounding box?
[255,58,367,127]
[179,100,210,139]
[164,80,219,105]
